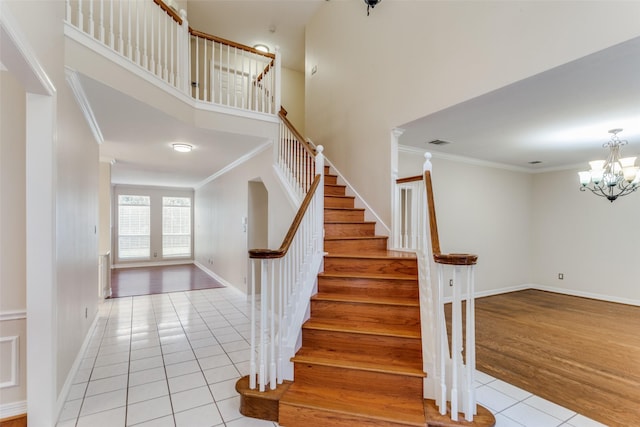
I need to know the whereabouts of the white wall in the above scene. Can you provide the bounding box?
[305,0,640,229]
[531,169,640,304]
[195,145,295,294]
[0,70,28,414]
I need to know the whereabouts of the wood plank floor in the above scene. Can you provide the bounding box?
[111,264,224,298]
[471,289,640,426]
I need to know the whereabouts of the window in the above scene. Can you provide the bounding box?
[118,195,151,259]
[162,197,192,257]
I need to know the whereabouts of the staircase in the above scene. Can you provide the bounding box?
[278,165,426,426]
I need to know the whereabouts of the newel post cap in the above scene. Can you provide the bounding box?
[316,145,324,154]
[423,152,433,172]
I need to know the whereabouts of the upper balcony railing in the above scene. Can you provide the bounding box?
[65,0,280,116]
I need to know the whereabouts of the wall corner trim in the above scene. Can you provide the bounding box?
[65,67,105,144]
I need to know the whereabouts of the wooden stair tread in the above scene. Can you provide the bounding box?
[324,250,417,260]
[325,220,376,225]
[303,318,421,338]
[324,235,387,241]
[324,207,365,211]
[325,194,355,199]
[281,384,426,426]
[312,292,419,307]
[292,350,425,377]
[318,271,418,281]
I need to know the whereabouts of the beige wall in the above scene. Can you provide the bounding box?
[531,169,640,303]
[306,0,640,228]
[281,67,305,136]
[0,71,28,411]
[195,145,295,294]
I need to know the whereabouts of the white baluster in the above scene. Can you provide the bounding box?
[233,47,238,107]
[163,13,168,80]
[226,45,230,106]
[156,9,162,76]
[88,0,94,36]
[170,18,174,85]
[219,42,223,104]
[99,0,105,42]
[109,0,114,49]
[78,0,84,31]
[118,0,123,53]
[249,259,257,389]
[203,38,208,102]
[65,0,71,23]
[274,46,281,113]
[277,259,284,384]
[437,263,447,415]
[465,266,476,421]
[269,259,276,390]
[241,49,246,109]
[127,0,132,59]
[210,40,215,103]
[259,259,267,391]
[149,4,155,72]
[142,0,148,69]
[179,9,189,94]
[134,0,140,64]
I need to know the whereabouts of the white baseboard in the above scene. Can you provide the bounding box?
[474,284,532,299]
[193,261,235,289]
[55,310,101,421]
[0,400,27,419]
[112,260,193,269]
[529,284,640,307]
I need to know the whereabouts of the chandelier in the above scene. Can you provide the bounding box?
[578,129,640,202]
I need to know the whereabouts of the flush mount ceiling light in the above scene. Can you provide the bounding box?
[172,143,192,153]
[253,44,270,53]
[578,129,639,202]
[364,0,382,16]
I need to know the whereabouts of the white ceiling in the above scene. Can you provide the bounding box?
[81,74,267,188]
[398,36,640,172]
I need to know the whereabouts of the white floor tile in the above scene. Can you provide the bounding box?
[171,386,215,413]
[131,415,176,426]
[130,355,164,372]
[221,340,249,353]
[225,417,277,427]
[129,366,167,387]
[67,382,88,400]
[130,346,162,361]
[488,379,533,401]
[163,350,196,365]
[209,378,240,401]
[216,396,242,422]
[501,402,563,427]
[91,362,129,380]
[194,345,225,359]
[476,384,519,413]
[198,353,233,370]
[174,403,223,427]
[58,398,82,421]
[228,349,251,364]
[524,395,576,421]
[168,371,208,393]
[495,413,526,427]
[79,389,127,416]
[126,395,173,426]
[76,406,127,427]
[203,365,240,385]
[165,360,201,378]
[564,414,608,427]
[86,374,128,396]
[128,379,169,404]
[475,370,497,385]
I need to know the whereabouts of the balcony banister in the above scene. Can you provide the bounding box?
[189,28,275,59]
[278,107,315,157]
[249,174,321,260]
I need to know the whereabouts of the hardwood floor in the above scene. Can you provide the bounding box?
[111,264,224,298]
[472,289,640,426]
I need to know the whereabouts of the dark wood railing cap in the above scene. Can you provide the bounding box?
[434,253,478,266]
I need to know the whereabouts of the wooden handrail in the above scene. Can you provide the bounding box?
[153,0,183,25]
[396,175,423,184]
[249,174,321,259]
[189,28,276,59]
[424,170,478,266]
[278,107,316,157]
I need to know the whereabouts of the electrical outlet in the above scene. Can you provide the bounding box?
[558,273,564,280]
[449,279,453,286]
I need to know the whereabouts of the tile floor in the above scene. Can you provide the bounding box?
[56,287,607,427]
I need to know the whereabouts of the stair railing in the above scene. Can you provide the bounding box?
[418,153,479,422]
[64,0,280,115]
[248,112,324,391]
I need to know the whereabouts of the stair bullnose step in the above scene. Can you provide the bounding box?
[280,384,426,427]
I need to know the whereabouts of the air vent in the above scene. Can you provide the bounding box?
[528,160,542,165]
[427,139,451,146]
